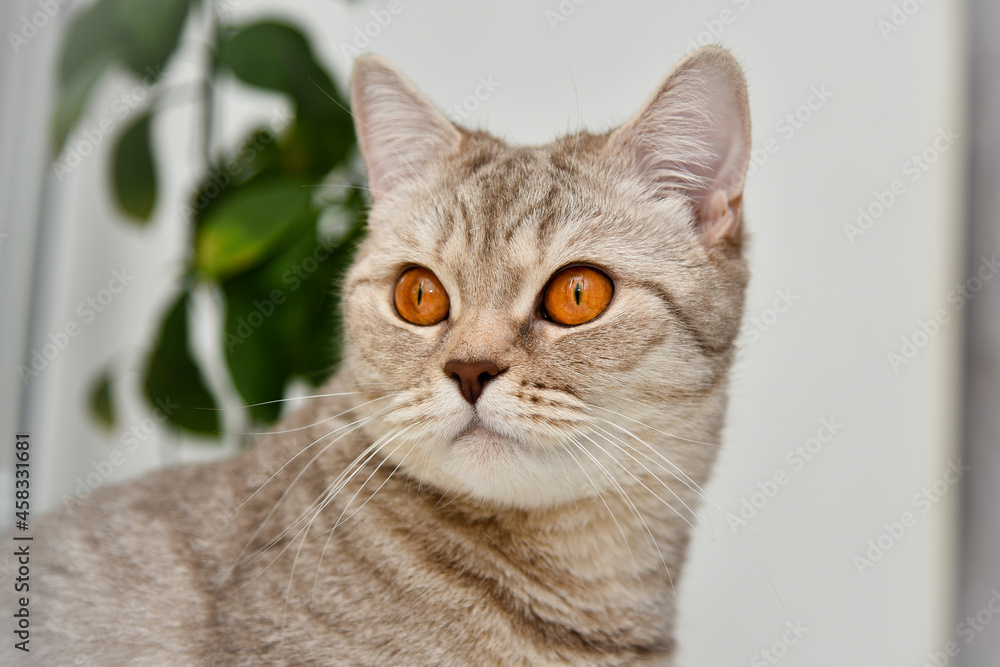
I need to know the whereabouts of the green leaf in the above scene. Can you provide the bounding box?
[222,284,287,424]
[113,0,193,78]
[219,22,333,98]
[52,0,193,152]
[144,291,221,435]
[195,179,313,279]
[220,207,365,425]
[187,128,285,225]
[88,370,116,431]
[113,113,158,220]
[53,0,121,151]
[218,22,355,173]
[53,57,110,154]
[286,209,366,383]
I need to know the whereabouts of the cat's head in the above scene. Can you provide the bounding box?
[340,48,751,510]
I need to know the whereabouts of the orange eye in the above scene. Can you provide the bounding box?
[543,266,614,326]
[394,267,450,325]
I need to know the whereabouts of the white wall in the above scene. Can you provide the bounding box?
[2,0,968,664]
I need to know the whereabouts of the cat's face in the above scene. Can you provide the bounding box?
[341,48,750,509]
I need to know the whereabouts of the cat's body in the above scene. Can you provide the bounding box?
[32,47,751,666]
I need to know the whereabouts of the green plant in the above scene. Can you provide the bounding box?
[55,0,365,439]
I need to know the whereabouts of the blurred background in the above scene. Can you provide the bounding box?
[1,0,997,664]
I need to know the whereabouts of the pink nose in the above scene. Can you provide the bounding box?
[443,359,503,404]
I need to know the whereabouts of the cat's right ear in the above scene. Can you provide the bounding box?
[350,55,462,201]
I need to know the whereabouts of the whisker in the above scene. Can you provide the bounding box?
[559,437,643,586]
[318,426,415,534]
[580,433,695,528]
[238,426,407,581]
[591,425,700,516]
[591,405,721,448]
[301,182,377,194]
[256,434,388,550]
[282,431,410,638]
[273,424,413,556]
[586,393,771,460]
[570,433,675,593]
[593,417,794,544]
[592,416,720,508]
[306,431,418,600]
[215,390,383,412]
[230,412,388,573]
[234,394,396,436]
[238,403,395,509]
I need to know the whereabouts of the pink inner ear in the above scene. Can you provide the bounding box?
[350,55,461,200]
[699,189,740,245]
[612,48,751,246]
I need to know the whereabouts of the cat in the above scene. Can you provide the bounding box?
[31,45,751,666]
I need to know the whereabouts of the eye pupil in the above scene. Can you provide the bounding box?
[417,282,423,305]
[574,282,582,305]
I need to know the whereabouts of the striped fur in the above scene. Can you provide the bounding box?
[32,46,751,666]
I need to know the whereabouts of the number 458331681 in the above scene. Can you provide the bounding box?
[14,434,29,529]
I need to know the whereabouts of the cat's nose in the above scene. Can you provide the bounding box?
[443,359,504,405]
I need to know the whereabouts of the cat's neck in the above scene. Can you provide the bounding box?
[252,378,720,662]
[375,451,696,661]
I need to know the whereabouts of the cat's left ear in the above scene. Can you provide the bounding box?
[610,46,751,246]
[350,55,462,201]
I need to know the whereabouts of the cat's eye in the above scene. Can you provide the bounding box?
[542,266,614,326]
[394,267,450,325]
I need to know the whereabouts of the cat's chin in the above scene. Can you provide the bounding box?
[448,422,530,486]
[452,424,518,456]
[409,422,583,510]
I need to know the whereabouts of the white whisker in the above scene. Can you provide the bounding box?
[570,433,675,593]
[237,420,404,573]
[559,437,643,586]
[234,394,395,437]
[591,405,721,448]
[230,416,380,574]
[593,417,794,544]
[580,433,694,528]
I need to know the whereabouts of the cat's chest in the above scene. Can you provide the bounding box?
[211,494,676,666]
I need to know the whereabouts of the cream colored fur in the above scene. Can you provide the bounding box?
[31,46,751,666]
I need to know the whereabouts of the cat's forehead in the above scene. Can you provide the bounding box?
[440,135,612,299]
[444,141,576,251]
